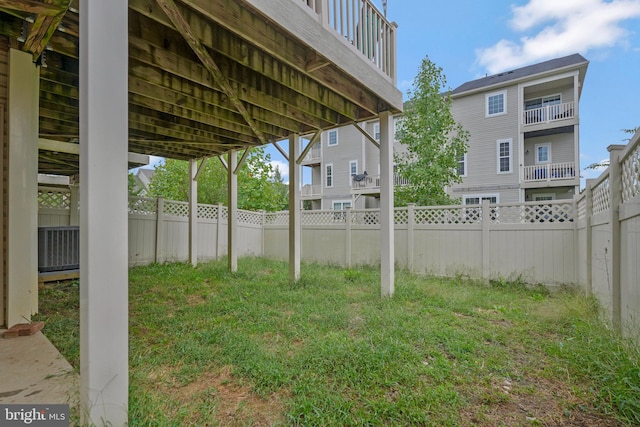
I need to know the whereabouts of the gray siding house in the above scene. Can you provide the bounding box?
[448,53,588,204]
[301,54,587,209]
[300,118,406,210]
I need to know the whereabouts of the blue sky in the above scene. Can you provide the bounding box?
[267,0,640,185]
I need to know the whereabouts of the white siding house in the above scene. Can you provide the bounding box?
[448,54,588,204]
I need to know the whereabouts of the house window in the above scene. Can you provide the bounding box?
[325,163,333,188]
[534,194,554,201]
[486,91,506,117]
[457,153,467,177]
[374,123,380,141]
[535,143,551,164]
[332,200,352,210]
[497,139,512,173]
[349,160,358,176]
[327,130,338,147]
[463,194,499,205]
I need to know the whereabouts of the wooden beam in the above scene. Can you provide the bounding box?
[22,0,71,60]
[296,130,321,165]
[272,141,288,161]
[127,29,338,130]
[234,147,251,175]
[155,0,268,146]
[38,137,79,154]
[352,122,380,149]
[0,0,62,16]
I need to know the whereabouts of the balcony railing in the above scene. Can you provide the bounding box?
[300,145,321,164]
[351,174,409,192]
[523,101,575,126]
[300,0,396,81]
[523,162,576,182]
[301,184,322,198]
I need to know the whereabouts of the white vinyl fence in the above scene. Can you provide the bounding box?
[575,132,640,337]
[37,131,640,338]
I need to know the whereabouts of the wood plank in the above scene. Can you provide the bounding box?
[129,3,368,121]
[155,0,268,146]
[0,0,62,16]
[23,0,71,60]
[128,37,335,129]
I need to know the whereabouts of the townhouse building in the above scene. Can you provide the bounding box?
[300,54,587,209]
[448,53,588,204]
[299,118,407,210]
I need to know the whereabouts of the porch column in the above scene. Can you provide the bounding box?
[79,0,129,424]
[228,150,238,272]
[189,158,198,267]
[289,134,301,281]
[608,144,625,330]
[379,111,394,296]
[6,48,39,327]
[69,183,80,226]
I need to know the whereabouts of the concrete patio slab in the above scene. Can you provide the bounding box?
[0,330,78,407]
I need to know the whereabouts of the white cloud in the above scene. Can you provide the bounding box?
[476,0,640,74]
[269,160,289,184]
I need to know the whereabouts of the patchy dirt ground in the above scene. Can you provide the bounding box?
[459,376,623,427]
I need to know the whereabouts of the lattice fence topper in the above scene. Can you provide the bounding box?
[219,206,229,221]
[576,197,587,222]
[238,209,263,225]
[197,204,218,220]
[264,212,289,225]
[394,208,409,225]
[352,210,380,225]
[128,197,157,215]
[39,190,71,209]
[302,210,342,224]
[592,176,611,215]
[414,206,479,225]
[622,143,640,203]
[163,200,190,217]
[492,203,573,224]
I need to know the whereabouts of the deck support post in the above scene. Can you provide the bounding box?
[228,150,238,272]
[189,158,198,267]
[6,49,39,327]
[289,134,301,282]
[379,111,394,296]
[79,0,129,423]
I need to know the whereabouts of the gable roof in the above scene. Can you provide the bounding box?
[451,53,588,96]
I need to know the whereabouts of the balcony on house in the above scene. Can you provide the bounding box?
[351,173,409,195]
[521,71,580,132]
[523,101,575,126]
[301,184,323,200]
[300,143,322,165]
[523,162,576,183]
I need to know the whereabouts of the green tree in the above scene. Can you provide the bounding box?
[394,56,469,206]
[128,172,143,196]
[148,147,287,211]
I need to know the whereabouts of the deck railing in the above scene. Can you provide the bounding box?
[300,0,396,81]
[351,173,409,192]
[523,101,575,125]
[301,184,322,198]
[523,162,576,182]
[300,145,321,164]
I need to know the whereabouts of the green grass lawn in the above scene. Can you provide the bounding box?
[35,258,640,426]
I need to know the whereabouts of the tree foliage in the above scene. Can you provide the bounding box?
[394,56,469,206]
[147,147,288,212]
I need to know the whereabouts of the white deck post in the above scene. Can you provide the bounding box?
[189,159,198,267]
[228,150,238,272]
[69,184,80,226]
[7,49,39,327]
[608,144,625,330]
[79,0,129,424]
[289,134,301,281]
[379,111,394,296]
